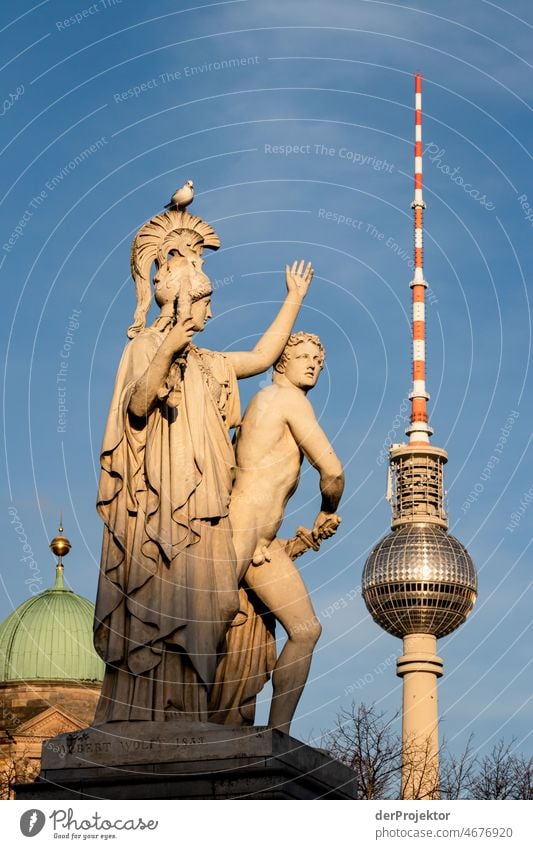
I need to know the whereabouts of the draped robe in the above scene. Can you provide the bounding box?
[93,329,241,722]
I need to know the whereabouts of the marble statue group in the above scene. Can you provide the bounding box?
[93,198,344,734]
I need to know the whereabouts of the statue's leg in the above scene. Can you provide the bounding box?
[243,545,321,734]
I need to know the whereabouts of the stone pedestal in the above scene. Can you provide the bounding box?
[15,722,357,800]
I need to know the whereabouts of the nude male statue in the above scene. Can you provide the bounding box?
[229,332,344,733]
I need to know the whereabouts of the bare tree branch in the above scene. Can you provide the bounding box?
[321,703,532,800]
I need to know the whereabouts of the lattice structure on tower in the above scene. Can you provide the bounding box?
[389,445,447,528]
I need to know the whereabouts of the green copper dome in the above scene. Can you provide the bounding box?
[0,563,104,684]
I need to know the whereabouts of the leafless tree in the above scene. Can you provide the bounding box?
[0,750,39,800]
[512,753,533,800]
[399,733,440,800]
[468,739,532,800]
[322,702,402,799]
[323,702,532,800]
[440,733,477,800]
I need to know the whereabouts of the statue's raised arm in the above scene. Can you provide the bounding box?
[224,260,314,379]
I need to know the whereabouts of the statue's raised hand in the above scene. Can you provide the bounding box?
[285,260,314,301]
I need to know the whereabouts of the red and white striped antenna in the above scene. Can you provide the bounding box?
[407,72,433,446]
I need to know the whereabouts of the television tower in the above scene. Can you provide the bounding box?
[362,74,477,799]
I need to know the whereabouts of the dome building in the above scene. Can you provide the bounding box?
[0,526,103,797]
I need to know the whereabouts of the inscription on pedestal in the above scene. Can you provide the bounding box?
[41,723,268,769]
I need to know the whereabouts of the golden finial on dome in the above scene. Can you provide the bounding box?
[50,516,72,562]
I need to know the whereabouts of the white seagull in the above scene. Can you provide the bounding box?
[165,180,194,211]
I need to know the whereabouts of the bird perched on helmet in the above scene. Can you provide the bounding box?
[165,180,194,211]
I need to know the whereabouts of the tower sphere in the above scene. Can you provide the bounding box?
[362,523,477,639]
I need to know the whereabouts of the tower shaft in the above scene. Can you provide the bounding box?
[397,634,442,799]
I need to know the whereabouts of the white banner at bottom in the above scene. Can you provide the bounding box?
[2,799,531,848]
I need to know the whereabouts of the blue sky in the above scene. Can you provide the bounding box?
[1,0,531,759]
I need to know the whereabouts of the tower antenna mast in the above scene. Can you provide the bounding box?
[409,72,432,446]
